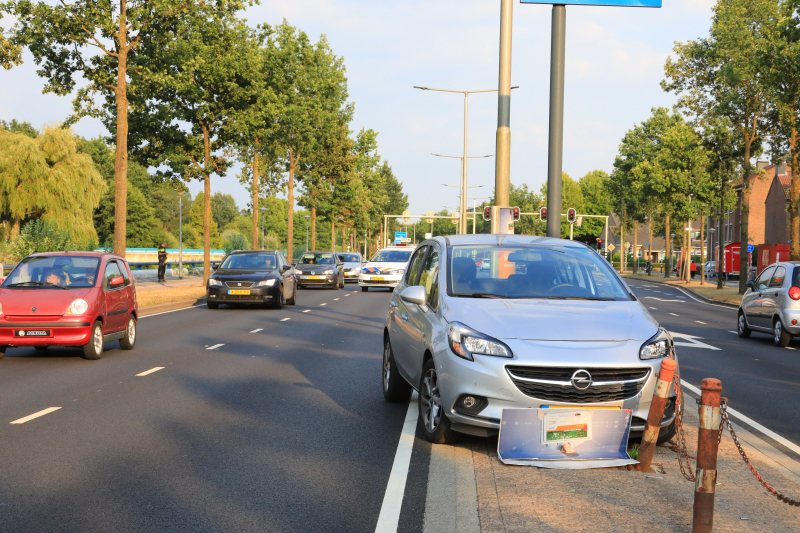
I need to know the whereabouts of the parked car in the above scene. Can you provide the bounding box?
[382,235,678,444]
[337,252,363,282]
[359,246,416,292]
[294,251,344,290]
[207,250,296,309]
[738,261,800,347]
[0,252,138,360]
[704,261,716,280]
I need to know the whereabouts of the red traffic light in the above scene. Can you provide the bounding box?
[511,206,520,221]
[539,207,547,222]
[597,238,603,244]
[483,206,492,221]
[567,208,577,224]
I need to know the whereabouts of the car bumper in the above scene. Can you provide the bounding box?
[296,275,338,287]
[359,274,403,288]
[344,271,361,282]
[778,308,800,335]
[207,285,280,303]
[433,341,677,437]
[0,320,93,347]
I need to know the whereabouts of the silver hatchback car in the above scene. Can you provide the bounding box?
[382,234,679,444]
[738,261,800,347]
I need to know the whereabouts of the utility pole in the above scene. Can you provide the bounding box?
[546,5,566,239]
[492,0,513,234]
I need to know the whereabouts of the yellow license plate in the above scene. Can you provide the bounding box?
[541,406,620,410]
[228,289,250,295]
[372,277,385,281]
[307,276,323,279]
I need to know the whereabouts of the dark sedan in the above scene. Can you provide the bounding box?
[206,251,297,309]
[294,251,344,289]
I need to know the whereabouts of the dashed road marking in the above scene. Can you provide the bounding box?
[345,294,350,297]
[136,367,164,377]
[281,318,291,322]
[250,328,263,333]
[303,310,310,313]
[669,313,679,316]
[649,307,658,310]
[320,303,327,306]
[787,347,796,350]
[334,298,340,301]
[695,320,707,325]
[207,344,224,350]
[729,331,738,334]
[11,407,61,424]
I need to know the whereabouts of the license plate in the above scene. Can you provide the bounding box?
[228,289,250,295]
[540,405,621,410]
[15,329,51,337]
[372,277,385,281]
[306,276,324,280]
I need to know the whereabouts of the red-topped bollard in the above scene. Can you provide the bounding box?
[637,358,677,473]
[693,378,723,533]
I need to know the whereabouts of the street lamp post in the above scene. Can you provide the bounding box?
[304,216,310,252]
[708,228,716,281]
[259,207,268,250]
[669,233,676,276]
[177,191,184,279]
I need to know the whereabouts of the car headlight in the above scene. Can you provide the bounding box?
[388,269,405,275]
[322,270,334,275]
[447,321,512,361]
[254,279,277,287]
[65,299,89,316]
[639,328,675,360]
[208,278,222,287]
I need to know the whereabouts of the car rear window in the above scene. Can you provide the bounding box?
[370,250,413,263]
[3,256,101,289]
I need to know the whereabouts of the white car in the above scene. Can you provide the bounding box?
[359,246,416,292]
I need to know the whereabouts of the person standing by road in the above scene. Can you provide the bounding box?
[158,242,168,283]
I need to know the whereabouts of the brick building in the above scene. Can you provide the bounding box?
[764,170,793,244]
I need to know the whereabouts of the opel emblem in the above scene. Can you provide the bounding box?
[31,307,37,312]
[570,369,593,391]
[18,331,25,337]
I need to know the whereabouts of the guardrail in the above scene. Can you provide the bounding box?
[128,261,222,270]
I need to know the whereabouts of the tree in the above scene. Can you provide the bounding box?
[211,193,239,229]
[0,16,22,69]
[94,183,161,247]
[186,192,221,250]
[0,126,105,242]
[4,0,249,256]
[0,119,37,138]
[663,0,778,292]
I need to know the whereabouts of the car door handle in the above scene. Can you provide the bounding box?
[400,313,409,322]
[390,301,398,308]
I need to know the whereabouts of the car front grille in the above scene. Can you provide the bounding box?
[505,365,650,404]
[5,315,62,322]
[224,281,253,288]
[300,279,331,284]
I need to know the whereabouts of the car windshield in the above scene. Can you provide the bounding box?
[3,256,102,289]
[338,253,361,262]
[370,250,413,263]
[299,252,335,265]
[220,253,277,271]
[449,244,631,301]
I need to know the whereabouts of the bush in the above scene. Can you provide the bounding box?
[222,230,248,254]
[262,233,280,251]
[7,219,96,259]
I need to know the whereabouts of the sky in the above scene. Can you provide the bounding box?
[0,0,718,216]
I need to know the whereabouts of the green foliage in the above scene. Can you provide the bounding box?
[7,219,95,259]
[211,193,240,229]
[94,183,162,248]
[186,192,221,249]
[0,119,37,138]
[263,233,281,252]
[222,229,248,253]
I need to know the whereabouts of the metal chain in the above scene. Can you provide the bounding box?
[720,399,800,507]
[669,378,696,482]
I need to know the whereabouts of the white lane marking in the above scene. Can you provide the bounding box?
[303,310,310,313]
[345,294,350,297]
[250,328,263,333]
[695,321,707,325]
[320,303,327,306]
[334,298,340,301]
[681,380,800,456]
[669,313,679,316]
[141,303,206,318]
[646,296,687,303]
[787,347,796,350]
[11,407,61,424]
[281,318,291,322]
[729,331,738,334]
[375,394,419,533]
[207,344,224,350]
[669,332,720,350]
[650,307,658,310]
[136,367,164,377]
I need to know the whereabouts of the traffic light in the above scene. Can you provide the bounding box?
[539,206,547,222]
[483,206,492,221]
[567,208,577,224]
[511,206,520,221]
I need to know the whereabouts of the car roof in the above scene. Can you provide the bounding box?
[229,250,278,255]
[426,234,591,248]
[28,251,125,261]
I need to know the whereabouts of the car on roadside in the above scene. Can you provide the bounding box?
[704,261,716,279]
[738,261,800,347]
[359,246,416,292]
[0,252,138,360]
[382,234,679,445]
[337,252,363,283]
[294,251,345,290]
[206,250,297,309]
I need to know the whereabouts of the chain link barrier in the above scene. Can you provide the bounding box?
[667,377,799,506]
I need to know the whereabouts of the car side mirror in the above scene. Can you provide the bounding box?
[291,262,297,267]
[281,265,291,272]
[110,276,124,287]
[400,285,427,306]
[746,280,754,289]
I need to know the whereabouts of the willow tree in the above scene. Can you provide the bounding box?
[0,126,105,243]
[3,0,250,257]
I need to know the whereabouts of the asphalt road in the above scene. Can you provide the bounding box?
[0,284,418,533]
[625,278,800,450]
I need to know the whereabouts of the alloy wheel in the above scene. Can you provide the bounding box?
[775,321,782,344]
[383,343,391,392]
[127,319,136,345]
[93,325,103,354]
[420,368,442,432]
[739,314,745,334]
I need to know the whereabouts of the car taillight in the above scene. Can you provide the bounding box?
[790,286,800,301]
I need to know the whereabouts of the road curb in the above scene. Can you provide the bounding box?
[139,297,206,317]
[625,276,739,309]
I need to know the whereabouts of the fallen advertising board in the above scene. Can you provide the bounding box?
[497,408,637,469]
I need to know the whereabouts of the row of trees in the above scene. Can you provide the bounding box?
[1,2,407,281]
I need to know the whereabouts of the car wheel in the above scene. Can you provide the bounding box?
[361,286,369,292]
[339,275,344,288]
[383,336,411,402]
[418,358,460,444]
[656,419,677,444]
[207,301,219,310]
[737,311,751,338]
[274,289,285,309]
[120,315,137,350]
[82,320,104,360]
[774,318,792,347]
[287,283,297,305]
[0,346,6,359]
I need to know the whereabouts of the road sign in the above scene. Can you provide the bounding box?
[402,210,411,224]
[451,212,459,225]
[747,244,754,253]
[521,0,660,6]
[607,243,616,252]
[426,211,434,224]
[425,233,432,239]
[394,231,407,245]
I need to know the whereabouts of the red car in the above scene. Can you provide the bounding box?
[0,252,138,360]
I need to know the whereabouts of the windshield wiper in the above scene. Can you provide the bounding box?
[544,296,615,301]
[5,281,69,290]
[451,293,506,299]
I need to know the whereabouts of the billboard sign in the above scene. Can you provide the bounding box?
[394,232,407,245]
[520,0,660,6]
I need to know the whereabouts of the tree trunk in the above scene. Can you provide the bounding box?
[342,226,346,252]
[113,1,130,258]
[202,123,211,286]
[632,220,638,274]
[700,215,705,286]
[790,120,800,261]
[287,149,297,261]
[664,213,671,279]
[739,141,752,294]
[12,215,21,239]
[331,217,335,253]
[251,139,259,251]
[311,205,317,251]
[648,219,653,276]
[718,185,725,289]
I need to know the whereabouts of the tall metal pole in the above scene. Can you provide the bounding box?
[546,5,566,239]
[460,94,469,234]
[261,216,264,250]
[494,0,513,218]
[178,192,183,279]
